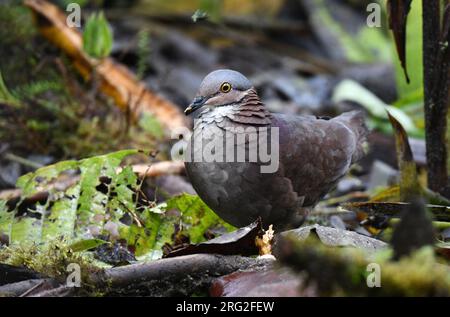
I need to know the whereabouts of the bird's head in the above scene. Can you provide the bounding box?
[184,69,253,115]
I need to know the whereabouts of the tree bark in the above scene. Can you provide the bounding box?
[422,0,450,197]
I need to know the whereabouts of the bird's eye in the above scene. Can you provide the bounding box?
[220,82,232,93]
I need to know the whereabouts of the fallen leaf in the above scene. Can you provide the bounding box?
[0,264,43,286]
[69,238,108,252]
[332,79,418,134]
[164,219,262,258]
[279,224,387,253]
[210,269,304,297]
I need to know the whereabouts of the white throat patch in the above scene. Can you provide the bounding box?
[201,105,237,121]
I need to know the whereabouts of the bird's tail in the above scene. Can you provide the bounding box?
[334,110,369,163]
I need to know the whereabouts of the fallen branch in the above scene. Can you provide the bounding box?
[118,160,185,179]
[89,254,272,296]
[0,278,56,297]
[24,0,188,132]
[119,11,308,35]
[0,263,43,285]
[29,285,75,297]
[1,254,272,296]
[0,161,185,202]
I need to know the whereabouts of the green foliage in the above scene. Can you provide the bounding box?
[311,0,391,63]
[138,113,164,139]
[0,4,52,89]
[122,193,235,259]
[69,238,108,252]
[0,152,234,262]
[332,79,423,137]
[0,70,19,105]
[281,234,450,296]
[0,200,11,237]
[383,1,425,137]
[0,66,67,109]
[59,114,154,159]
[16,159,80,196]
[82,12,113,59]
[120,202,174,259]
[166,193,236,243]
[1,150,139,246]
[0,238,98,282]
[200,0,222,22]
[0,3,154,160]
[12,80,65,100]
[0,4,35,44]
[136,29,151,80]
[390,0,423,99]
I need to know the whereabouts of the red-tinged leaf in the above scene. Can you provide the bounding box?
[210,270,303,297]
[436,242,450,260]
[387,0,412,83]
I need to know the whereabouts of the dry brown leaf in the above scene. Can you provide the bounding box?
[24,0,188,132]
[255,225,274,256]
[164,219,263,258]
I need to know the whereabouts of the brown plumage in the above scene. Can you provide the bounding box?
[184,70,368,230]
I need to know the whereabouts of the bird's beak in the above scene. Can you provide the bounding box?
[184,96,206,115]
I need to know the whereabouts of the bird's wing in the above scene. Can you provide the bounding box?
[272,112,364,206]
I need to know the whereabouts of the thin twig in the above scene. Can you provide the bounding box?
[4,152,43,169]
[0,161,185,201]
[19,280,45,297]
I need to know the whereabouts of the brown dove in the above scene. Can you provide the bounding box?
[184,69,368,230]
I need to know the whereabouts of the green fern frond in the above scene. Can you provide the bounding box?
[12,80,65,99]
[136,28,150,80]
[0,70,19,106]
[0,150,234,259]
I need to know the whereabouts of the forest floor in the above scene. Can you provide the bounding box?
[0,0,449,297]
